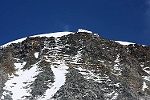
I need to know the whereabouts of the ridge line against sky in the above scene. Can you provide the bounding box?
[0,0,150,46]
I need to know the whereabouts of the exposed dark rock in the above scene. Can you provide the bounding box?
[0,31,150,100]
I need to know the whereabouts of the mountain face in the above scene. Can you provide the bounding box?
[0,29,150,100]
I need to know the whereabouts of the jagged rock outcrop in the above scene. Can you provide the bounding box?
[0,31,150,100]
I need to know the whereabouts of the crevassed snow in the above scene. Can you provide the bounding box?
[38,62,68,100]
[1,61,41,100]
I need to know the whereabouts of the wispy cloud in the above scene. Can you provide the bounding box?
[63,25,71,32]
[146,0,150,22]
[144,0,150,38]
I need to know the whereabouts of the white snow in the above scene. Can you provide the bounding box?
[1,32,73,47]
[1,38,26,47]
[1,32,71,99]
[142,82,148,91]
[140,64,144,68]
[75,67,109,83]
[1,30,141,49]
[143,67,150,74]
[1,30,147,99]
[114,54,120,63]
[115,41,135,45]
[72,51,82,64]
[1,61,41,100]
[105,90,118,100]
[34,52,39,58]
[112,54,122,76]
[38,62,68,100]
[77,29,92,33]
[116,41,147,46]
[31,32,73,38]
[111,92,118,100]
[37,36,69,99]
[142,76,150,81]
[113,83,120,87]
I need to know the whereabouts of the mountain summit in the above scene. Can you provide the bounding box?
[0,29,150,100]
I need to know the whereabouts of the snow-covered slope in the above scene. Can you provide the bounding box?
[1,32,73,47]
[1,31,73,100]
[77,29,92,33]
[2,61,40,100]
[0,30,150,100]
[115,41,135,45]
[1,30,136,47]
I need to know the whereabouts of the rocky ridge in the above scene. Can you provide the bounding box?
[0,30,150,100]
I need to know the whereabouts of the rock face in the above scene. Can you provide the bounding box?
[0,31,150,100]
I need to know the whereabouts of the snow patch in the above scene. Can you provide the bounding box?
[142,76,150,81]
[1,38,26,47]
[112,54,122,76]
[140,64,144,68]
[31,32,73,38]
[142,82,148,91]
[75,67,109,83]
[38,62,68,100]
[143,67,150,74]
[105,90,118,100]
[72,51,82,64]
[115,41,135,45]
[34,52,39,58]
[1,32,73,47]
[114,54,120,63]
[1,61,41,100]
[78,29,92,33]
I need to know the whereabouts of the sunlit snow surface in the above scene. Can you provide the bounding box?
[1,38,27,47]
[115,41,135,45]
[32,32,73,38]
[1,61,42,100]
[1,32,73,47]
[77,29,92,33]
[142,82,148,91]
[1,60,69,100]
[34,52,39,58]
[1,32,72,100]
[38,62,68,100]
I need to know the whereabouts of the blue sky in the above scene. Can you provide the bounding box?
[0,0,149,46]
